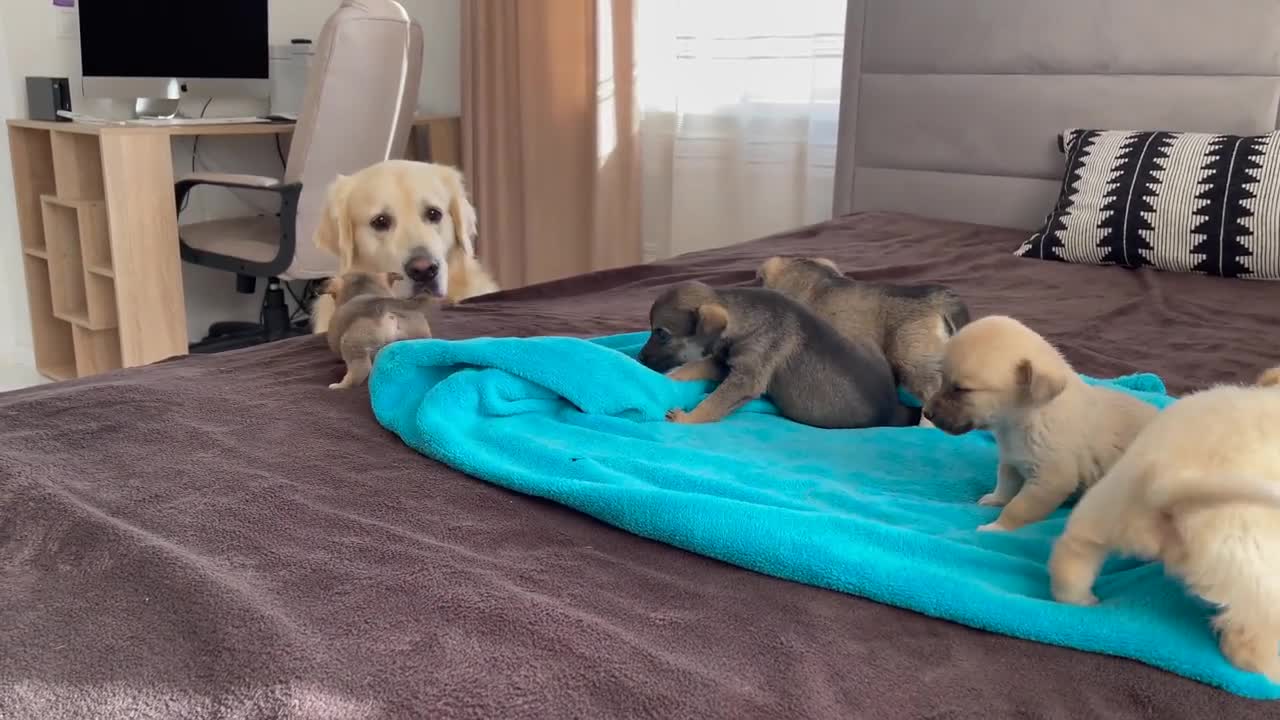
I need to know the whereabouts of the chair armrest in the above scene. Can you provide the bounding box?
[177,171,283,189]
[175,173,305,277]
[175,173,302,217]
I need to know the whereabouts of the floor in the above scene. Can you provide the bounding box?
[0,363,48,393]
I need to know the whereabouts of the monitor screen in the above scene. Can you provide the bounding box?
[79,1,269,80]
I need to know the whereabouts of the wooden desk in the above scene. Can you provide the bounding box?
[5,115,460,381]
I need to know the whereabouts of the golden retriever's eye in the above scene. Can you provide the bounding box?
[424,206,443,224]
[952,385,973,394]
[370,214,393,232]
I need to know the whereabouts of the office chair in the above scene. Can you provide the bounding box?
[175,0,424,353]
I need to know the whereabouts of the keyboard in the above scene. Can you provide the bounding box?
[54,110,269,126]
[127,116,270,126]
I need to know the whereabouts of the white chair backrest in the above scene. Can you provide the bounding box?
[283,0,423,279]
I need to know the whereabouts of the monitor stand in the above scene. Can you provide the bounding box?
[134,97,181,120]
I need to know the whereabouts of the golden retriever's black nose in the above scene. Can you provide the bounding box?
[405,257,440,283]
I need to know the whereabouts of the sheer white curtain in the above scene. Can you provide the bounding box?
[636,0,847,260]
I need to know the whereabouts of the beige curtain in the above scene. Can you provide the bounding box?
[461,0,641,290]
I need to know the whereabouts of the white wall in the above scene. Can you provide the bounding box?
[0,0,461,361]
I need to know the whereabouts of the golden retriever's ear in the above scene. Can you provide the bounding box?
[314,174,356,271]
[695,303,730,337]
[1016,358,1066,405]
[757,257,785,283]
[443,166,478,258]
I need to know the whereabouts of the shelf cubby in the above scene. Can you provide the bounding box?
[10,126,54,254]
[51,130,106,201]
[21,254,76,382]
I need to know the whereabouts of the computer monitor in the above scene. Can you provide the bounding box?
[79,1,270,118]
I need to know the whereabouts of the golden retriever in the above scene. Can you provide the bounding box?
[922,315,1158,532]
[1048,367,1280,681]
[310,160,498,333]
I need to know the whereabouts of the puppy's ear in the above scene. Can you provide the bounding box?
[695,303,730,337]
[1257,366,1280,388]
[315,174,356,270]
[443,166,478,258]
[757,257,785,283]
[1015,358,1066,405]
[813,257,841,273]
[321,276,346,297]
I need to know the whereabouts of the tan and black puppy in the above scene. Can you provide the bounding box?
[637,280,918,429]
[922,315,1157,532]
[757,256,970,406]
[324,271,435,390]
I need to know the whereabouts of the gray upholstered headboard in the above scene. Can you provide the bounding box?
[832,0,1280,230]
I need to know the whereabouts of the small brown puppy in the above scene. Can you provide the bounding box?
[636,281,917,428]
[324,271,434,390]
[922,315,1158,531]
[1049,369,1280,681]
[757,256,970,408]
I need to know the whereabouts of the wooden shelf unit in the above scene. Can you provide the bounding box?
[8,123,153,380]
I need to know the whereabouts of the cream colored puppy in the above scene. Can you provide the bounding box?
[310,160,499,333]
[921,315,1158,532]
[1048,367,1280,681]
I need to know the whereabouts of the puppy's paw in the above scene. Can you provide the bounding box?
[977,521,1011,533]
[328,381,350,390]
[1052,585,1099,607]
[665,408,689,423]
[1219,625,1280,681]
[978,493,1010,507]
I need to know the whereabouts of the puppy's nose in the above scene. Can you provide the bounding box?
[404,257,440,283]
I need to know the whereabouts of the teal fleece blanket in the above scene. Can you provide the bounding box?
[368,331,1280,700]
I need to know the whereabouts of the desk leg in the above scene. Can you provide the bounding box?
[98,131,189,367]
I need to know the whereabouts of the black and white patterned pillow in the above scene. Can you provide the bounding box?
[1017,128,1280,280]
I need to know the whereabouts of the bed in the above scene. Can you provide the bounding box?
[4,1,1280,718]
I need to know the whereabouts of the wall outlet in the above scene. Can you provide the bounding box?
[55,8,79,39]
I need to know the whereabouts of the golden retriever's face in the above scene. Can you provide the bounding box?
[314,160,477,299]
[922,316,1068,435]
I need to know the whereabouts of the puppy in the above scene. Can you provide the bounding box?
[636,280,918,429]
[1048,371,1280,681]
[311,160,499,333]
[922,315,1158,532]
[757,256,970,407]
[324,271,434,390]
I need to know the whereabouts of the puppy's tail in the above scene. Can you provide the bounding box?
[1153,475,1280,516]
[311,294,336,334]
[940,293,972,337]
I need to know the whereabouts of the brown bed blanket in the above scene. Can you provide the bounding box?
[2,212,1277,719]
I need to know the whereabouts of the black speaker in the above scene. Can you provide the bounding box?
[25,77,72,122]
